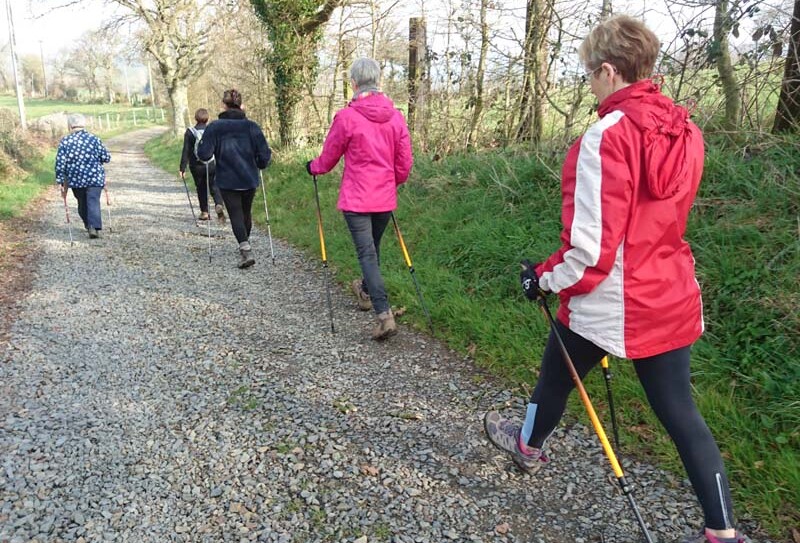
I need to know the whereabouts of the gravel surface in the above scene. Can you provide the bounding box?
[0,128,770,543]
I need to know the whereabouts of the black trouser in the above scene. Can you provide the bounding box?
[189,164,222,213]
[220,188,256,244]
[526,321,735,530]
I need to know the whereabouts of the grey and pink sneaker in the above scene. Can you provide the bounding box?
[483,411,549,473]
[679,529,751,543]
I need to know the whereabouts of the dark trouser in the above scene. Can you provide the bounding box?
[525,321,735,530]
[343,211,392,314]
[220,188,256,244]
[189,164,222,213]
[71,186,103,230]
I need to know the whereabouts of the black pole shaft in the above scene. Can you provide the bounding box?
[602,364,621,451]
[180,174,196,221]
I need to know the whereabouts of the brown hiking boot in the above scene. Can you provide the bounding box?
[372,310,397,340]
[351,279,372,311]
[238,242,255,269]
[215,204,226,223]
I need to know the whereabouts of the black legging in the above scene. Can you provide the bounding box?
[527,321,735,530]
[189,164,222,213]
[220,188,256,244]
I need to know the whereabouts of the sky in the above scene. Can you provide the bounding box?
[2,0,112,58]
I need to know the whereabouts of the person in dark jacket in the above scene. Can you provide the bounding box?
[55,113,111,239]
[196,89,271,268]
[179,108,225,222]
[483,16,747,543]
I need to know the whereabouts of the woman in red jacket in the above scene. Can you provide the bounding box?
[484,16,748,543]
[307,57,413,340]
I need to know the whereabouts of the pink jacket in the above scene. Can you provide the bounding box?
[310,93,413,212]
[536,80,705,359]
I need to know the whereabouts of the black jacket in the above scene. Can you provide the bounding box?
[179,123,215,174]
[196,109,271,190]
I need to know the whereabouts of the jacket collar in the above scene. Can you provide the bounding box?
[219,108,247,120]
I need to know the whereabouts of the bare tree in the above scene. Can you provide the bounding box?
[516,0,554,143]
[467,0,490,148]
[711,0,741,131]
[109,0,214,136]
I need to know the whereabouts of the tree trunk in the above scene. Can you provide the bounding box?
[276,73,300,147]
[773,0,800,133]
[516,0,550,143]
[408,17,428,150]
[601,0,612,19]
[167,81,189,138]
[712,0,740,131]
[467,0,489,149]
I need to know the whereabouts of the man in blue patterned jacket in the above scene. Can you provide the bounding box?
[55,114,111,239]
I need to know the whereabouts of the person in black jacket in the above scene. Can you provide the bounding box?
[197,90,271,268]
[179,108,225,222]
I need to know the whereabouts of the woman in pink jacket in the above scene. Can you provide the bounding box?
[307,57,413,340]
[484,16,748,543]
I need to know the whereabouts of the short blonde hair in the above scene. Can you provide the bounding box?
[578,15,660,83]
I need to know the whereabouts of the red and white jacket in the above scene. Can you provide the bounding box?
[536,80,705,359]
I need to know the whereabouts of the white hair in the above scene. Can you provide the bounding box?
[67,113,86,129]
[349,58,381,89]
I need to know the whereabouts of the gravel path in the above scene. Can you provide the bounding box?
[0,128,767,543]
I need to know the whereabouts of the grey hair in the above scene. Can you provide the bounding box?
[349,58,381,89]
[67,113,86,129]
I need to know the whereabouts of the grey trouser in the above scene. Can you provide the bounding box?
[343,211,392,314]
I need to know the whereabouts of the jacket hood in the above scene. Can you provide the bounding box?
[598,79,694,199]
[349,93,396,123]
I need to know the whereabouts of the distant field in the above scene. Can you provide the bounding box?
[0,95,165,123]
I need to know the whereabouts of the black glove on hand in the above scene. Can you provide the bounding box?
[305,160,313,176]
[520,259,543,301]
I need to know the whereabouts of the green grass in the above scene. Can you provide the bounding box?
[0,150,55,219]
[0,95,163,122]
[144,133,799,538]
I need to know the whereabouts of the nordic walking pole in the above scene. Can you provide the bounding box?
[60,185,74,246]
[312,175,335,333]
[391,213,433,333]
[205,164,212,262]
[537,293,654,543]
[103,182,112,233]
[259,170,275,265]
[179,171,197,222]
[601,356,621,451]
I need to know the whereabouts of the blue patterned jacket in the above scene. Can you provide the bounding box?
[55,129,111,188]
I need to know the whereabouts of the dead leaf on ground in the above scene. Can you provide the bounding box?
[360,464,379,477]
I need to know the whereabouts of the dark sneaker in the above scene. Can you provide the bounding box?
[351,279,372,311]
[483,411,549,473]
[88,227,99,239]
[215,204,226,223]
[678,530,751,543]
[238,249,255,269]
[371,310,397,340]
